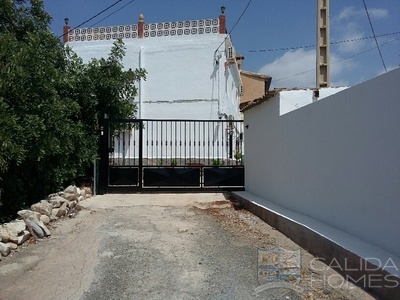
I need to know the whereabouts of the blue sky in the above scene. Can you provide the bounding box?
[44,0,399,88]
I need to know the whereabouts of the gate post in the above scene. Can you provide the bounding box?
[98,115,109,195]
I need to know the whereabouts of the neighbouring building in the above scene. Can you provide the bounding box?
[64,10,243,121]
[241,86,349,115]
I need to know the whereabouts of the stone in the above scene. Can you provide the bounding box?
[78,196,85,202]
[83,186,92,197]
[0,220,26,244]
[18,210,41,221]
[24,219,45,238]
[63,185,78,201]
[40,215,50,225]
[79,188,86,198]
[56,202,68,218]
[68,201,77,209]
[50,209,59,221]
[48,195,68,208]
[40,223,51,237]
[0,242,11,257]
[64,185,77,194]
[17,231,31,245]
[3,220,26,237]
[0,230,10,243]
[9,242,18,251]
[31,202,53,217]
[19,210,51,239]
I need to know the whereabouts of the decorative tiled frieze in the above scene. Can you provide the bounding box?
[68,18,219,42]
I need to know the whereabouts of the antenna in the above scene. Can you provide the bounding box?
[316,0,330,88]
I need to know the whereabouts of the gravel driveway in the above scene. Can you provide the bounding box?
[0,193,375,300]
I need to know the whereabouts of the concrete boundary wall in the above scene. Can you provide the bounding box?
[232,191,400,299]
[243,68,400,281]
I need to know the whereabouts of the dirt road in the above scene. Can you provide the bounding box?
[0,193,375,300]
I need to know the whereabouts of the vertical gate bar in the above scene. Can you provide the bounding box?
[197,121,200,165]
[207,121,210,166]
[229,123,233,161]
[220,121,223,164]
[130,123,133,166]
[149,120,152,166]
[184,121,187,165]
[154,120,157,166]
[189,121,192,162]
[180,121,182,166]
[192,121,194,164]
[170,121,173,164]
[175,121,178,166]
[203,121,205,166]
[213,121,216,164]
[127,125,131,166]
[153,121,156,165]
[138,120,143,188]
[123,126,126,166]
[135,121,138,166]
[159,120,162,165]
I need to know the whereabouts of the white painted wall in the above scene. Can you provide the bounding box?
[279,87,348,115]
[244,68,400,257]
[69,34,240,120]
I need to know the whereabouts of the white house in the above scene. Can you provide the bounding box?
[65,12,242,121]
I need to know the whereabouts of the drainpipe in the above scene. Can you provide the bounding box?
[139,46,143,119]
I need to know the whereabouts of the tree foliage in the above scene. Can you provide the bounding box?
[0,0,146,220]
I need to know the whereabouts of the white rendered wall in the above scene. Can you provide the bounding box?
[69,34,240,120]
[279,87,348,115]
[244,68,400,258]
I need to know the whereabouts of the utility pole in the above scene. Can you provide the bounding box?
[316,0,330,88]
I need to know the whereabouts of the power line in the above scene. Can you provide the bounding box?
[228,0,253,36]
[89,0,136,28]
[58,0,127,39]
[362,0,387,72]
[215,0,253,53]
[273,38,398,83]
[241,31,400,53]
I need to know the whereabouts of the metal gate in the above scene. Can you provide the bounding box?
[98,119,244,193]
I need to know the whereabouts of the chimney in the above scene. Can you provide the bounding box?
[138,14,144,38]
[236,54,244,70]
[219,6,227,34]
[63,17,70,43]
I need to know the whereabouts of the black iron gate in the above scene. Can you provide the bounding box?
[98,119,244,193]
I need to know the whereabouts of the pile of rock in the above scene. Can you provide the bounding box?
[0,185,90,261]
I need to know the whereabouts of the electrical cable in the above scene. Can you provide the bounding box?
[273,38,398,83]
[215,0,253,53]
[58,0,128,39]
[228,0,253,36]
[240,31,400,53]
[89,0,136,28]
[362,0,387,72]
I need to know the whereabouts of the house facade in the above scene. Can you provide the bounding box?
[64,12,242,121]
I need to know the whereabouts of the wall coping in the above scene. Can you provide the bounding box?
[67,18,220,42]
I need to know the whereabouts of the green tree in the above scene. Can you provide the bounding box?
[0,0,145,220]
